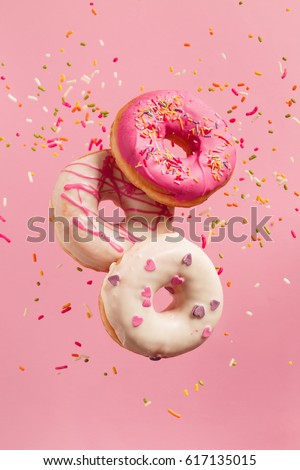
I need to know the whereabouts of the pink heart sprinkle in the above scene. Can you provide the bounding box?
[141,287,152,298]
[171,275,185,286]
[182,253,192,266]
[132,316,143,327]
[210,300,220,311]
[144,259,156,272]
[107,275,120,286]
[202,326,212,338]
[142,298,151,308]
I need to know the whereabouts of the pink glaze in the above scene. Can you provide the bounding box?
[115,90,236,202]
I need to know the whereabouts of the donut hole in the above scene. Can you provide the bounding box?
[97,199,125,221]
[164,134,189,160]
[153,287,174,313]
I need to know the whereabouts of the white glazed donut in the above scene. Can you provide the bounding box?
[99,233,223,358]
[51,150,173,272]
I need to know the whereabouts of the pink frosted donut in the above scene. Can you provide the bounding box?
[111,89,236,207]
[99,232,223,358]
[51,150,173,272]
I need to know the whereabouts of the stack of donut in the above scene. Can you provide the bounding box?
[52,90,236,359]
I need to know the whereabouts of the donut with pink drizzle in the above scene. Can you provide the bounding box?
[51,150,173,271]
[111,89,236,207]
[99,232,223,358]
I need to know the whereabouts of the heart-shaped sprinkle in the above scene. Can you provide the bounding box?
[192,304,205,318]
[182,253,192,266]
[132,315,143,327]
[141,286,151,298]
[142,298,151,308]
[164,286,175,295]
[210,300,220,311]
[171,275,185,286]
[144,259,156,272]
[107,275,120,286]
[202,326,212,338]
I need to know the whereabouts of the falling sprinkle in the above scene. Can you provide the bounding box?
[254,283,260,288]
[37,315,44,320]
[112,366,117,375]
[55,365,68,371]
[246,311,253,316]
[281,69,288,79]
[19,366,25,372]
[143,398,151,407]
[167,409,181,418]
[183,389,189,397]
[8,94,17,103]
[28,172,34,183]
[246,106,258,116]
[229,359,237,367]
[283,278,291,284]
[99,39,104,46]
[291,230,296,238]
[74,341,82,347]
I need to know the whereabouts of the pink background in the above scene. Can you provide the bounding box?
[1,0,300,450]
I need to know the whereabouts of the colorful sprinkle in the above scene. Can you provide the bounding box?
[171,275,185,286]
[192,305,205,319]
[61,306,71,314]
[132,315,143,327]
[182,253,192,266]
[141,287,151,298]
[210,300,220,311]
[142,298,151,308]
[108,275,120,286]
[144,259,156,272]
[202,326,212,338]
[246,106,258,116]
[167,409,181,418]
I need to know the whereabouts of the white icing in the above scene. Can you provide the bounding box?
[100,233,223,358]
[51,150,173,271]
